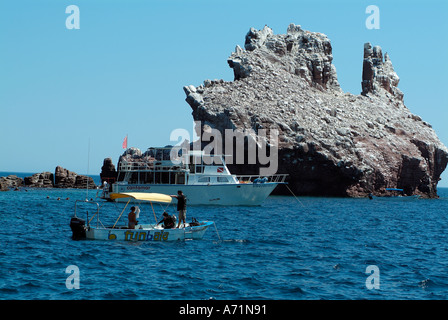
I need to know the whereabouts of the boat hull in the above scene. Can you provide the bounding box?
[85,221,213,241]
[109,183,278,206]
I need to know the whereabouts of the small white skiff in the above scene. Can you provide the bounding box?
[69,192,214,241]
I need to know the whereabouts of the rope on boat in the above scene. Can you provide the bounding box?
[88,202,106,225]
[285,183,306,208]
[213,222,221,241]
[112,199,130,229]
[149,201,158,224]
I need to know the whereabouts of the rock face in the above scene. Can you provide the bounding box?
[182,23,448,197]
[54,166,77,188]
[0,175,24,191]
[24,172,54,188]
[54,166,96,189]
[361,43,403,100]
[229,24,341,91]
[115,147,173,168]
[100,158,117,184]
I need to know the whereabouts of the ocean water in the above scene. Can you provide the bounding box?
[0,178,448,300]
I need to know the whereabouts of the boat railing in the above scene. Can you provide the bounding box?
[74,199,102,228]
[236,174,288,184]
[118,160,185,172]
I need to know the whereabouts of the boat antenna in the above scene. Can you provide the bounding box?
[86,137,90,201]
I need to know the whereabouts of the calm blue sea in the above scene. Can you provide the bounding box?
[1,172,448,300]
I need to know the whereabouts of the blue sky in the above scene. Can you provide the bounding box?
[1,0,447,187]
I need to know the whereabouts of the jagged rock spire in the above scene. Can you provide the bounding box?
[361,42,403,100]
[227,23,340,91]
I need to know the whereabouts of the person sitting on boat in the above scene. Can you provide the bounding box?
[128,206,138,229]
[170,190,187,228]
[157,212,175,229]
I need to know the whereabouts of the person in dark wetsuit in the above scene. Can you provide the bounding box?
[157,212,175,229]
[170,190,186,228]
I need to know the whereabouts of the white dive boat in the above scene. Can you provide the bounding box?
[100,148,287,206]
[70,192,214,241]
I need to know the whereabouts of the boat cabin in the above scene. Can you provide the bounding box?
[116,148,238,186]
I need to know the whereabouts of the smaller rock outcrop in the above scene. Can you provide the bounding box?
[101,146,180,185]
[24,172,54,188]
[2,167,97,189]
[54,166,77,188]
[54,166,96,189]
[74,175,96,189]
[100,158,117,184]
[0,175,24,191]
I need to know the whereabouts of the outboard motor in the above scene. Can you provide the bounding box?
[70,217,86,240]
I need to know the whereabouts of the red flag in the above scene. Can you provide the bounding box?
[122,135,128,149]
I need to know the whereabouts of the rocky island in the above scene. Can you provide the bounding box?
[181,23,448,198]
[0,175,23,191]
[0,166,96,191]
